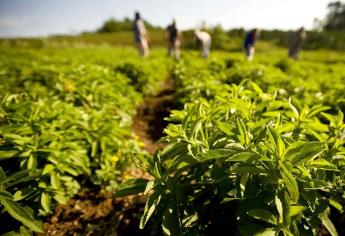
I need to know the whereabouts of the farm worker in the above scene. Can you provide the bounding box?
[194,30,212,58]
[243,29,259,61]
[133,12,149,58]
[166,19,181,60]
[288,27,307,59]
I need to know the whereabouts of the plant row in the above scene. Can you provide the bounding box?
[118,56,345,235]
[0,46,169,234]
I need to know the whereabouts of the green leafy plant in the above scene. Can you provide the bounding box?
[118,68,344,235]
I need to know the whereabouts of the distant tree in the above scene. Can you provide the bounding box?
[97,17,161,33]
[210,24,230,49]
[227,28,245,38]
[323,1,345,31]
[97,18,131,33]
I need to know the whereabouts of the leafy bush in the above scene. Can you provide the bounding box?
[0,46,169,234]
[118,54,345,235]
[118,81,345,235]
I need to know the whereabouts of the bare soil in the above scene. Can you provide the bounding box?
[40,187,147,236]
[132,77,176,154]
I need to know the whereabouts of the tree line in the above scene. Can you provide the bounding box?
[95,1,345,50]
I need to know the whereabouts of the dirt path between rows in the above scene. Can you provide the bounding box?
[132,77,176,154]
[40,77,176,236]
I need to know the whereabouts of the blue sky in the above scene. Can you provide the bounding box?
[0,0,331,37]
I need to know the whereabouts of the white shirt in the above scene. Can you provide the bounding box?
[195,31,211,44]
[137,20,146,35]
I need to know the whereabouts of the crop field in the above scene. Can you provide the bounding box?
[0,42,344,236]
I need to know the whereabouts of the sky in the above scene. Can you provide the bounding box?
[0,0,332,37]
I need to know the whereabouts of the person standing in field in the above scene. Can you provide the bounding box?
[133,12,149,58]
[166,19,181,60]
[288,27,307,59]
[243,29,259,61]
[194,30,212,58]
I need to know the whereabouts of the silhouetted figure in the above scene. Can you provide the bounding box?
[133,12,149,57]
[288,27,307,59]
[243,29,259,61]
[166,19,181,60]
[195,30,212,58]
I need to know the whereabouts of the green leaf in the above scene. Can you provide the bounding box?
[302,121,329,132]
[91,141,98,158]
[281,190,291,229]
[228,152,257,162]
[0,197,44,233]
[164,124,182,138]
[144,180,156,195]
[286,142,324,165]
[6,226,33,236]
[116,178,149,197]
[240,173,249,197]
[307,105,330,118]
[168,155,195,174]
[329,199,343,213]
[227,152,272,162]
[41,192,51,213]
[296,166,311,179]
[1,231,22,236]
[54,194,68,204]
[277,123,295,134]
[217,121,235,136]
[182,213,198,227]
[201,148,237,161]
[64,166,78,176]
[268,126,285,159]
[162,201,182,236]
[321,112,337,125]
[0,166,7,182]
[263,111,281,118]
[237,119,250,146]
[0,169,29,186]
[161,142,188,161]
[0,190,13,200]
[13,191,24,201]
[305,129,325,141]
[239,224,276,236]
[279,162,299,203]
[230,165,267,174]
[254,228,277,236]
[254,126,267,145]
[19,226,32,236]
[140,190,162,229]
[250,81,263,94]
[247,209,277,225]
[0,150,19,160]
[50,174,61,189]
[310,159,338,171]
[275,195,283,224]
[290,222,299,236]
[3,134,31,146]
[290,205,305,218]
[27,155,37,170]
[191,119,203,138]
[288,98,300,119]
[319,208,338,236]
[42,164,55,175]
